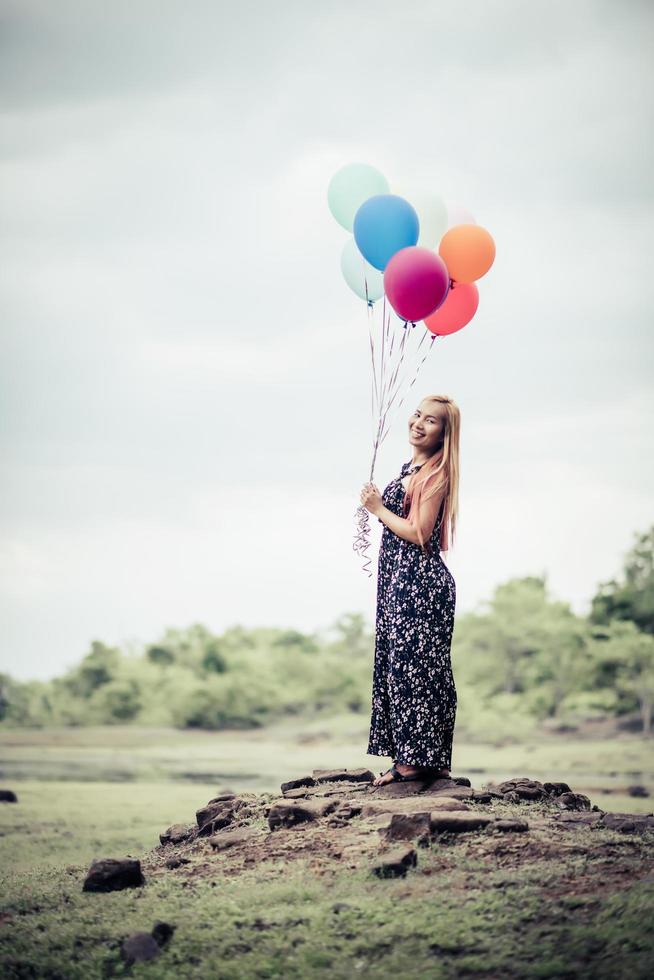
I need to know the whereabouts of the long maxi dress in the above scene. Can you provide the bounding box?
[366,459,457,769]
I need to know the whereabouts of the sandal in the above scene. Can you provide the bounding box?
[377,763,424,783]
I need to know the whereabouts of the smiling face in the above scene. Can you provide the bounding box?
[409,399,445,453]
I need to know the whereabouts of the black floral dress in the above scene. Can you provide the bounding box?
[367,459,457,769]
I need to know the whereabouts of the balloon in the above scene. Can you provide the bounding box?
[340,237,384,303]
[424,281,479,335]
[383,246,450,322]
[353,194,419,271]
[439,224,495,283]
[446,203,476,228]
[394,185,448,249]
[327,163,390,232]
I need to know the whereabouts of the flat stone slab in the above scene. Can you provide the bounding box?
[312,768,375,784]
[361,796,469,818]
[429,811,496,834]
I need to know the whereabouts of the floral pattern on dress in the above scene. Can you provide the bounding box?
[367,459,457,769]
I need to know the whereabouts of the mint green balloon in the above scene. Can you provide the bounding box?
[340,236,384,303]
[327,162,390,232]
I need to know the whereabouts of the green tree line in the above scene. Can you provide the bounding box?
[1,526,652,733]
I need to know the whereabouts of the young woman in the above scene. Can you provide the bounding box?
[359,394,460,786]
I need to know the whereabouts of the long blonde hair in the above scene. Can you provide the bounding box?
[402,395,460,556]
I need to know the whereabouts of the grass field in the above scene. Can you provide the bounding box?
[1,722,653,978]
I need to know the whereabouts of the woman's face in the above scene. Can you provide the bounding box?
[408,401,444,452]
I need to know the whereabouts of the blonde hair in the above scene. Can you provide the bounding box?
[402,395,460,556]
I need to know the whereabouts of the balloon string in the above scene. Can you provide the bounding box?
[383,326,429,424]
[364,270,379,420]
[354,290,440,577]
[379,333,438,445]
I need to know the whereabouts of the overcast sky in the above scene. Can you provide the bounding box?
[1,0,653,681]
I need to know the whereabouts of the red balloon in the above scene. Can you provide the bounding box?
[383,246,450,322]
[424,281,479,336]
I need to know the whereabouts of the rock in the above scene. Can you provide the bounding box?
[196,797,250,836]
[164,856,190,869]
[120,921,175,965]
[474,788,504,801]
[490,818,529,833]
[368,779,473,801]
[486,778,547,801]
[554,812,604,829]
[452,777,472,787]
[120,932,160,965]
[429,812,495,835]
[83,858,145,892]
[208,826,259,851]
[206,792,238,804]
[282,786,312,799]
[423,782,475,800]
[383,812,432,844]
[312,768,374,784]
[267,797,338,830]
[361,796,468,819]
[332,902,354,913]
[152,921,175,947]
[329,801,362,822]
[159,823,193,846]
[0,790,18,803]
[557,810,654,834]
[281,775,316,793]
[556,793,591,811]
[340,801,363,816]
[371,845,417,878]
[544,781,573,797]
[627,785,650,798]
[600,812,654,834]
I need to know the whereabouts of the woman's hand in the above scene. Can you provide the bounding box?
[360,482,383,516]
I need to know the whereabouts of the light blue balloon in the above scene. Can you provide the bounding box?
[327,163,390,232]
[353,194,420,271]
[340,237,384,303]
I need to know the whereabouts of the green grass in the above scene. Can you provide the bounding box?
[1,724,653,977]
[1,721,652,810]
[1,827,653,979]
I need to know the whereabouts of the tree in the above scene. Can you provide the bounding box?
[146,645,176,667]
[590,525,654,635]
[62,641,121,699]
[592,620,654,733]
[323,612,374,659]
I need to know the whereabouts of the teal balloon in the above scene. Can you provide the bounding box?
[327,162,390,232]
[340,237,384,303]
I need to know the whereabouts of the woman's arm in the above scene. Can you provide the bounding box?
[361,483,444,546]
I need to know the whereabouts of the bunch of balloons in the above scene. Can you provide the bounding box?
[327,162,495,336]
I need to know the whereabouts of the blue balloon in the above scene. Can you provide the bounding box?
[353,194,420,271]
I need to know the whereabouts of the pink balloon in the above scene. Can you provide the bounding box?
[383,246,450,322]
[424,281,479,336]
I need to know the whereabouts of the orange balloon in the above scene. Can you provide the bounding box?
[439,224,495,283]
[424,281,479,336]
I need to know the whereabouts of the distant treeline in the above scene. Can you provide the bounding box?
[2,527,653,734]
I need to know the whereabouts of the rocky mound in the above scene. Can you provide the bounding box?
[140,768,654,883]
